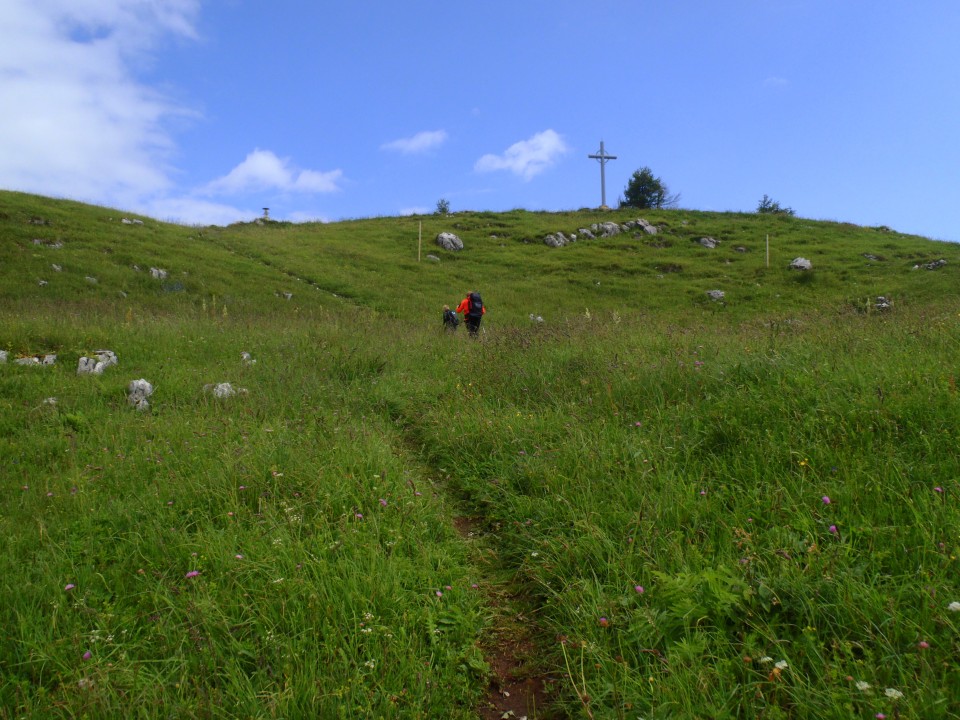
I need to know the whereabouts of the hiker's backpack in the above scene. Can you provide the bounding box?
[444,309,459,327]
[469,292,483,315]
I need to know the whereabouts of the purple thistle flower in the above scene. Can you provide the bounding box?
[64,583,76,591]
[634,585,645,594]
[184,570,200,579]
[379,498,387,507]
[821,496,831,504]
[82,650,92,660]
[918,640,930,649]
[829,525,838,535]
[935,486,944,494]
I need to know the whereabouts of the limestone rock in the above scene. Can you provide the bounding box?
[789,257,813,271]
[544,232,573,248]
[436,232,464,251]
[697,237,719,249]
[150,267,168,280]
[127,379,153,411]
[706,290,726,302]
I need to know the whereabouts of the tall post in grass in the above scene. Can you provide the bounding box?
[766,234,770,268]
[418,221,422,262]
[588,141,617,210]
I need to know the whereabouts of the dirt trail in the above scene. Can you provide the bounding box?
[452,516,556,719]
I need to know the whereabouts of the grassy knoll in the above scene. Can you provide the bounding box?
[1,190,959,718]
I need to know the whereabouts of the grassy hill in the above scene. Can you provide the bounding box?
[2,190,959,718]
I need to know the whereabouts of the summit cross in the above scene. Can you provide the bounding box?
[588,141,617,209]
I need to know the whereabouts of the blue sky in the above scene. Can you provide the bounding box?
[2,1,958,240]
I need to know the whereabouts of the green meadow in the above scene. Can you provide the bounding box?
[1,190,959,719]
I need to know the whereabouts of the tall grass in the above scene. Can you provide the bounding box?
[2,191,959,718]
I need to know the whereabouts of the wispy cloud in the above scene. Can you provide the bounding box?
[0,0,199,207]
[381,130,448,154]
[200,149,342,196]
[763,76,789,88]
[474,129,568,180]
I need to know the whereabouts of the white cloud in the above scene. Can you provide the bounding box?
[141,196,254,226]
[763,76,789,87]
[0,0,199,207]
[201,149,342,196]
[381,130,448,154]
[474,129,568,180]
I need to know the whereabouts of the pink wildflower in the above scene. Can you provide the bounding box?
[379,498,387,507]
[634,585,645,594]
[821,496,831,504]
[64,583,76,591]
[829,525,838,535]
[184,570,200,579]
[82,650,92,660]
[918,640,930,649]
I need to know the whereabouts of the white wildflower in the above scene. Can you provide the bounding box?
[884,688,903,700]
[855,680,871,692]
[948,601,960,612]
[759,656,773,664]
[774,660,788,671]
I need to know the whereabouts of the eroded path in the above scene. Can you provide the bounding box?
[451,515,554,719]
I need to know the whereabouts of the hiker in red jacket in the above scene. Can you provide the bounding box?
[456,290,486,336]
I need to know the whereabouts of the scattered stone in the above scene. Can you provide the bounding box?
[43,397,57,406]
[576,227,596,240]
[544,232,573,248]
[127,379,153,411]
[436,232,464,251]
[593,222,621,238]
[529,313,544,323]
[789,257,813,271]
[696,237,719,249]
[39,280,48,287]
[85,276,98,284]
[624,218,658,235]
[916,259,947,270]
[875,296,892,311]
[149,267,168,280]
[706,290,726,302]
[15,354,57,366]
[132,265,141,272]
[32,239,63,249]
[121,218,145,226]
[862,253,882,261]
[204,382,247,398]
[426,254,440,262]
[0,350,7,363]
[734,246,749,253]
[51,264,62,272]
[78,350,118,376]
[241,352,257,366]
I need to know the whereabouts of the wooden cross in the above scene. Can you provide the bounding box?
[588,141,617,209]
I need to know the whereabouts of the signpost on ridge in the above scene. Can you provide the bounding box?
[588,141,617,209]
